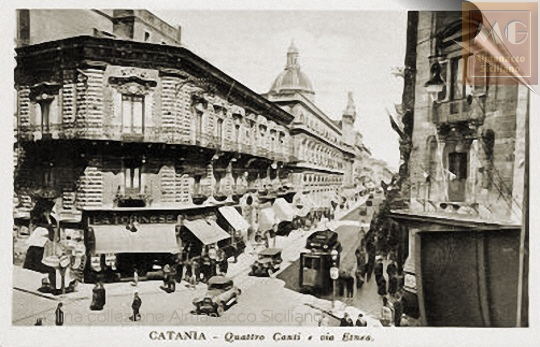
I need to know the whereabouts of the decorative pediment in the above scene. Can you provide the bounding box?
[29,82,61,102]
[109,76,157,93]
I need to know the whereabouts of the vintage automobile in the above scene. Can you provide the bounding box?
[192,276,241,316]
[249,248,283,277]
[305,229,342,253]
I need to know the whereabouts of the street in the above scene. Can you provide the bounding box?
[13,200,381,327]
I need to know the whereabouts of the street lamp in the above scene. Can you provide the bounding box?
[424,61,445,101]
[329,249,339,310]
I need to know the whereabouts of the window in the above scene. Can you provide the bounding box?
[125,166,141,194]
[43,166,55,187]
[448,152,467,179]
[216,119,223,143]
[450,57,466,101]
[122,95,144,134]
[196,112,203,137]
[447,151,467,202]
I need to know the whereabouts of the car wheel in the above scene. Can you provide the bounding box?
[216,302,225,317]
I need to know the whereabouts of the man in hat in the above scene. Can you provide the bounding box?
[90,280,105,311]
[131,292,142,322]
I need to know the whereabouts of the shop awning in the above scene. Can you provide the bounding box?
[218,206,249,231]
[91,224,179,254]
[259,208,278,232]
[183,219,231,245]
[272,198,296,222]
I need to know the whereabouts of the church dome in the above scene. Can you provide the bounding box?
[269,41,315,98]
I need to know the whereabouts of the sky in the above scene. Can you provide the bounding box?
[153,11,406,170]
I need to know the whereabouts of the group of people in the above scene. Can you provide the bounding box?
[339,312,368,327]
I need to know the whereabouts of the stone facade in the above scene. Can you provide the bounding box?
[14,35,293,222]
[408,11,526,225]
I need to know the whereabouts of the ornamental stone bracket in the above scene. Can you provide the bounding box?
[29,82,62,102]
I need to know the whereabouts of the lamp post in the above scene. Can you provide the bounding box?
[330,249,339,310]
[424,61,445,101]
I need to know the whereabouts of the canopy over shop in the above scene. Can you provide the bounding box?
[217,206,249,239]
[87,223,180,278]
[181,219,231,258]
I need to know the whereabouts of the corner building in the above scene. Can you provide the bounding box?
[388,11,528,326]
[14,10,294,280]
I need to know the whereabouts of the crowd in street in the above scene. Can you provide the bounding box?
[354,227,410,327]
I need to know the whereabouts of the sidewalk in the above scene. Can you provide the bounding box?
[13,266,186,302]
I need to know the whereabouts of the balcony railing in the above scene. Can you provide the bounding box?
[433,99,475,124]
[18,123,291,161]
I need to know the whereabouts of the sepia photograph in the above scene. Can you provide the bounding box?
[3,2,536,346]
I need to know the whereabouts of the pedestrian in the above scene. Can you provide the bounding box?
[355,268,365,289]
[366,252,375,283]
[192,258,201,286]
[346,275,355,298]
[381,297,394,327]
[377,277,387,299]
[131,268,139,287]
[340,313,350,327]
[337,276,345,297]
[130,292,142,322]
[90,280,106,310]
[55,303,64,326]
[163,263,171,287]
[374,258,384,283]
[167,266,177,293]
[346,315,354,326]
[386,261,398,277]
[388,274,398,296]
[175,257,184,283]
[355,313,367,327]
[393,294,403,327]
[184,259,194,289]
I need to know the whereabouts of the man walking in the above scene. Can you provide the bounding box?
[131,292,142,322]
[55,303,64,326]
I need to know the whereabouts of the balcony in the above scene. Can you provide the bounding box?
[114,185,153,207]
[433,98,484,125]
